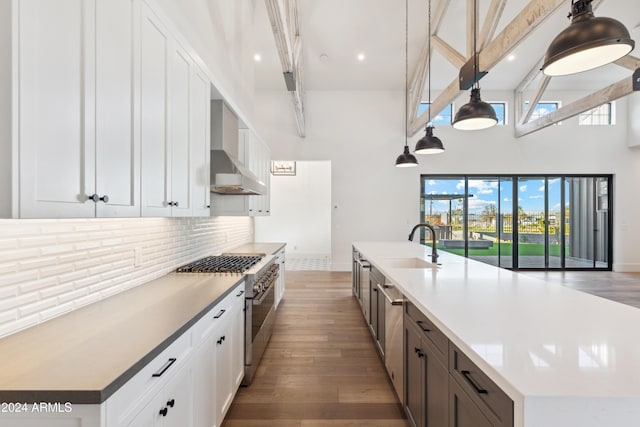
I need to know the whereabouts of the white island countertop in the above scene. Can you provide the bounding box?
[354,241,640,427]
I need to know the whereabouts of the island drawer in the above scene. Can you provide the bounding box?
[405,301,448,361]
[449,342,513,427]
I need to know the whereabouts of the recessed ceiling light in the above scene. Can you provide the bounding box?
[357,53,366,61]
[253,54,262,62]
[507,54,516,61]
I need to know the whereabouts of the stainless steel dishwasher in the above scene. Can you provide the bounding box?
[377,283,404,403]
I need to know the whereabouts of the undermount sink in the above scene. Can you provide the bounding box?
[382,257,438,269]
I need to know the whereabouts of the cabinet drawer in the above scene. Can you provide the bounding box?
[449,342,513,427]
[405,301,448,362]
[191,283,243,346]
[105,330,192,426]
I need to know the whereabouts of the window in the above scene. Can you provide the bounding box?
[524,101,560,120]
[418,103,453,126]
[420,175,612,271]
[490,102,507,125]
[579,103,614,125]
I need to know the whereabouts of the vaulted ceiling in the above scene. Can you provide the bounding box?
[252,0,640,135]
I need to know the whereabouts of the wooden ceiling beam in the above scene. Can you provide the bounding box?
[264,0,306,137]
[409,0,566,136]
[614,55,640,71]
[431,36,466,69]
[479,0,508,50]
[407,0,451,126]
[515,75,636,137]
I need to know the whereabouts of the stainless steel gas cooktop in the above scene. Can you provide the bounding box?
[175,254,263,274]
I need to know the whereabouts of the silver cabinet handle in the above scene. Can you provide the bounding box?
[377,284,403,305]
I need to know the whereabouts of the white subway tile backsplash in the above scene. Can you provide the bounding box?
[0,216,253,338]
[0,271,40,287]
[18,297,58,318]
[18,276,58,294]
[0,239,18,251]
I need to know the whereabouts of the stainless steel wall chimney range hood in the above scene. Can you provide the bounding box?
[210,100,266,195]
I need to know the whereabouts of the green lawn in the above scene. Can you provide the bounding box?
[432,242,566,257]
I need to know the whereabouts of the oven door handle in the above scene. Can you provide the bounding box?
[253,279,276,305]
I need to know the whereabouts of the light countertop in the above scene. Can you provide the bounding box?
[354,241,640,427]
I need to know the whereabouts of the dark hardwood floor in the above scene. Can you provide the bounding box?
[222,271,409,427]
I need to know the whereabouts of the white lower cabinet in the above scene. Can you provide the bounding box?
[193,282,245,427]
[274,247,286,308]
[231,287,246,389]
[0,283,245,427]
[192,282,245,427]
[108,281,244,427]
[127,361,193,427]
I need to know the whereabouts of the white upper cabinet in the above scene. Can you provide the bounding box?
[17,0,140,218]
[95,0,140,217]
[18,0,96,218]
[190,69,212,217]
[168,43,193,217]
[140,4,171,217]
[140,3,210,218]
[9,0,212,219]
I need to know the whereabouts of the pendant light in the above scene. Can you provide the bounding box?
[396,0,418,168]
[415,0,445,155]
[542,0,635,76]
[452,0,497,131]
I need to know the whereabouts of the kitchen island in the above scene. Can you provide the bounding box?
[354,241,640,427]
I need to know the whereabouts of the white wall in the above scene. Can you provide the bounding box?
[0,217,253,338]
[254,89,640,271]
[255,161,332,258]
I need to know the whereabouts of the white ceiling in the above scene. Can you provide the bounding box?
[253,0,640,94]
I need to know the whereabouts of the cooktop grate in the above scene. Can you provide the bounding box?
[176,255,263,273]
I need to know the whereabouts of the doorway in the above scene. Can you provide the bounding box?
[255,161,332,270]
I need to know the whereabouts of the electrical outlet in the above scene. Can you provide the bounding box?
[134,247,142,267]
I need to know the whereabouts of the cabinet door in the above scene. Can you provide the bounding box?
[140,4,170,217]
[193,335,216,427]
[370,278,379,339]
[449,376,493,427]
[190,68,211,217]
[405,321,424,427]
[167,42,191,217]
[424,339,448,427]
[18,0,96,218]
[127,388,164,427]
[162,363,194,427]
[95,0,140,217]
[215,317,233,421]
[231,287,246,389]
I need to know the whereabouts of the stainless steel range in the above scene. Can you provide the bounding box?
[176,253,279,385]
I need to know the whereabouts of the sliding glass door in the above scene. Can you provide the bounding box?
[565,177,610,268]
[420,175,612,271]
